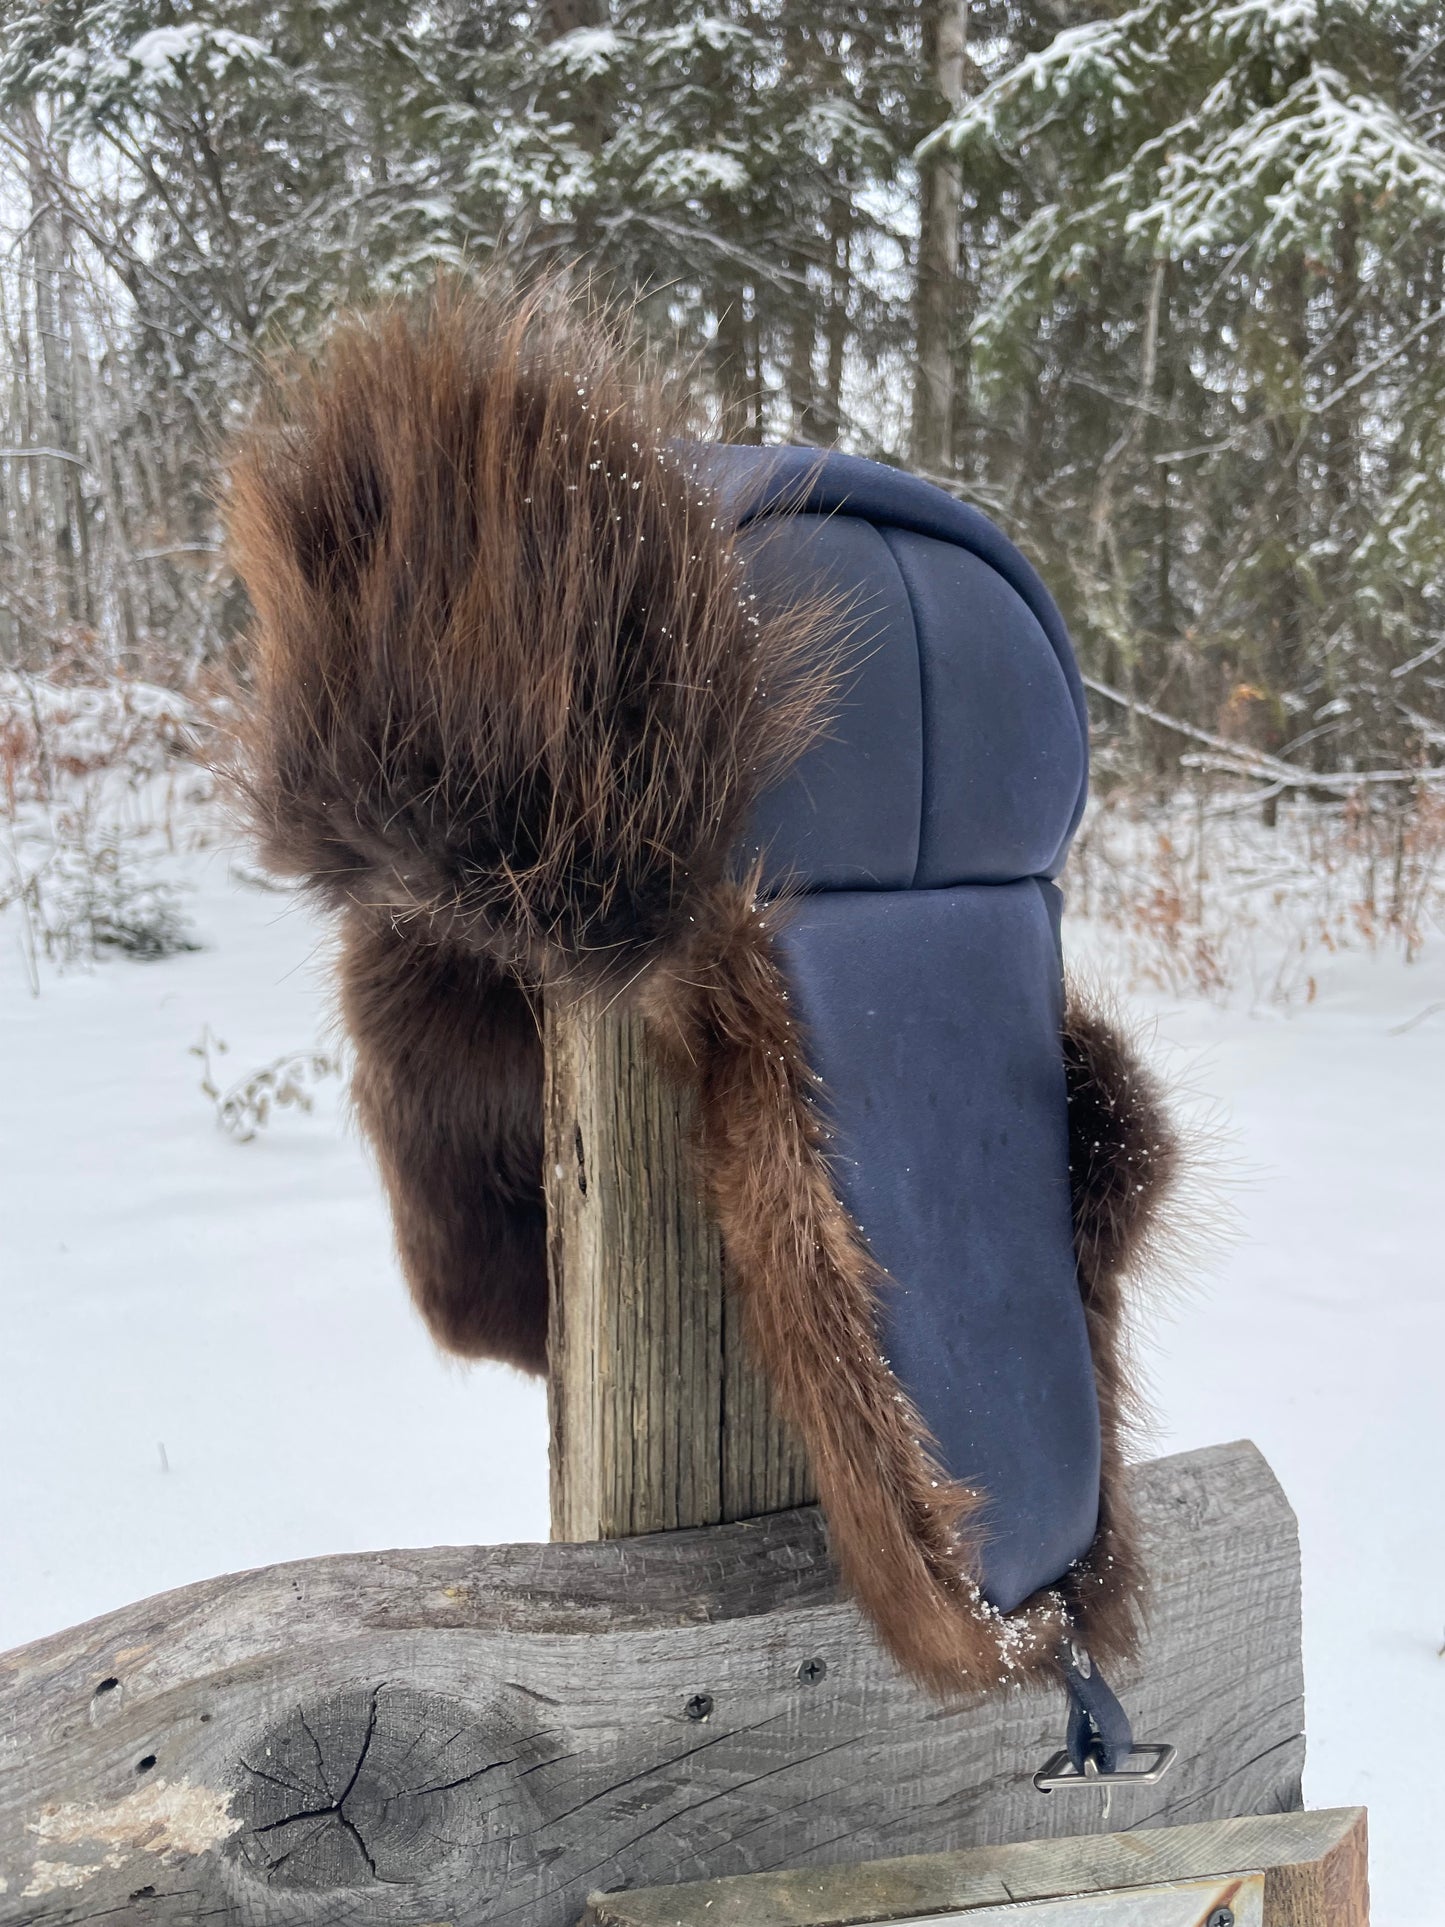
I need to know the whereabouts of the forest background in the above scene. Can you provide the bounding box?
[5,0,1445,982]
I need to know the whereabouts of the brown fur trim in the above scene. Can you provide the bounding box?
[646,884,1101,1695]
[340,914,547,1373]
[227,274,838,990]
[1064,992,1182,1296]
[1056,989,1186,1662]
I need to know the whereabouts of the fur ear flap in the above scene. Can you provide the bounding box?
[1054,987,1184,1662]
[645,895,1159,1696]
[224,268,840,1376]
[1063,990,1182,1299]
[339,915,548,1375]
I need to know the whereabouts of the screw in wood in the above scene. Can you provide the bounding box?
[684,1693,713,1721]
[797,1657,827,1684]
[1206,1909,1235,1927]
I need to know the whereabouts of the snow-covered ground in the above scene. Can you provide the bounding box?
[2,822,1442,1921]
[1105,945,1445,1920]
[0,826,551,1642]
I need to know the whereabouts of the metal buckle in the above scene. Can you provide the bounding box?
[1033,1742,1177,1793]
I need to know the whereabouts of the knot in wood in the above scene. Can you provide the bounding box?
[231,1685,536,1897]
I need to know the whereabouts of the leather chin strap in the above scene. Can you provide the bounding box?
[1058,1641,1134,1773]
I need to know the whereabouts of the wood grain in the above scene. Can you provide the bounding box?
[1266,1805,1370,1927]
[584,1808,1366,1927]
[0,1441,1303,1926]
[544,991,813,1540]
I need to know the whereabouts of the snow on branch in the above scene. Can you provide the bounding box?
[1083,675,1445,793]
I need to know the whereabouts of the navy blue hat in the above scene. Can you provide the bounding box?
[706,445,1096,1611]
[233,284,1179,1701]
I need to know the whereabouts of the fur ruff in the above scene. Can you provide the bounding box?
[1058,991,1184,1660]
[227,276,1179,1696]
[228,276,833,986]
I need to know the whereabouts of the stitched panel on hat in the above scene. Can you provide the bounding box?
[773,877,1101,1610]
[882,527,1087,887]
[738,514,923,892]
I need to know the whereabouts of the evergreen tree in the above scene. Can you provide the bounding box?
[929,0,1445,778]
[2,0,1442,797]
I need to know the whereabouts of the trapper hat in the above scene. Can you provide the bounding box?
[228,279,1179,1713]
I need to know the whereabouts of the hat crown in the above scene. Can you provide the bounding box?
[697,444,1089,894]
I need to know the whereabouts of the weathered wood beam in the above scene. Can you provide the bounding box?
[544,992,813,1540]
[0,1441,1302,1926]
[583,1807,1368,1927]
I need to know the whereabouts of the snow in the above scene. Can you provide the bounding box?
[541,27,624,80]
[2,818,1442,1920]
[1141,68,1445,258]
[927,6,1145,156]
[1075,939,1445,1921]
[642,18,753,61]
[0,835,549,1655]
[932,0,1445,299]
[123,25,268,80]
[639,147,749,201]
[0,673,197,791]
[126,28,210,72]
[1210,0,1322,65]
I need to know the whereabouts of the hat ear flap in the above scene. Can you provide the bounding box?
[1063,990,1182,1301]
[1047,990,1184,1666]
[339,915,548,1375]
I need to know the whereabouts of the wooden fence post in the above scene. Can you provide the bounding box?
[544,991,814,1540]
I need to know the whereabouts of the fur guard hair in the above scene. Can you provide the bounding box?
[227,274,1179,1697]
[1059,990,1184,1657]
[228,276,830,985]
[1063,991,1182,1310]
[339,917,547,1372]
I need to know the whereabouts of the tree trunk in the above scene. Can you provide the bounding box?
[713,284,757,441]
[912,0,969,476]
[823,192,852,438]
[23,107,86,632]
[785,251,819,443]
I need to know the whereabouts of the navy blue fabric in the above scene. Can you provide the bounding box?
[700,443,1100,1612]
[712,456,1087,889]
[883,529,1086,883]
[694,441,1090,864]
[773,883,1101,1611]
[738,516,922,889]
